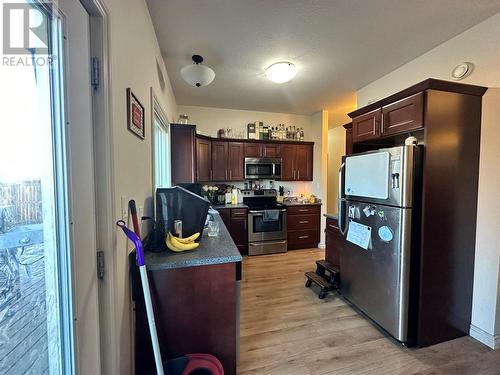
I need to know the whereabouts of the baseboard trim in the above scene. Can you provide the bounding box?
[470,324,500,349]
[318,242,326,249]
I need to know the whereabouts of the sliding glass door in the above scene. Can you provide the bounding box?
[0,1,101,373]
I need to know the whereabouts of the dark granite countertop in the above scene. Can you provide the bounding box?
[144,211,242,271]
[211,203,248,209]
[324,213,338,220]
[283,201,322,206]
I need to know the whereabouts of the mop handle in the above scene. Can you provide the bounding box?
[117,220,164,375]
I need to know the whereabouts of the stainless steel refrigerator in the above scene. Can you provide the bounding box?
[338,145,422,343]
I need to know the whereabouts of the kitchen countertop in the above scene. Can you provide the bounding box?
[144,211,242,271]
[283,201,322,206]
[324,213,338,220]
[211,203,248,209]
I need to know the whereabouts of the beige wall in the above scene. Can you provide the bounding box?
[102,0,178,373]
[327,126,345,215]
[326,93,355,216]
[356,12,500,348]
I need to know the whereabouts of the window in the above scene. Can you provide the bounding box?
[152,92,170,190]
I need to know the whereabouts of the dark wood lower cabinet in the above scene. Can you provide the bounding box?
[216,208,248,255]
[287,205,321,250]
[217,208,231,230]
[230,209,248,255]
[132,259,239,375]
[325,217,341,268]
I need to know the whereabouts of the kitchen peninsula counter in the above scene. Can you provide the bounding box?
[134,210,240,375]
[144,210,242,271]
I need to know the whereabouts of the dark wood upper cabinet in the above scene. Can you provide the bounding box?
[195,137,212,182]
[295,144,313,181]
[170,124,196,184]
[171,127,314,183]
[381,92,424,136]
[352,109,381,143]
[211,141,228,181]
[280,144,313,181]
[343,123,353,155]
[263,144,281,158]
[227,142,244,181]
[244,143,262,158]
[280,144,296,180]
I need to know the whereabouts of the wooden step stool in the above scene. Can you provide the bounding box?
[305,260,340,299]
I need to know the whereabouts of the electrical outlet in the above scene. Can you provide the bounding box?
[120,196,128,218]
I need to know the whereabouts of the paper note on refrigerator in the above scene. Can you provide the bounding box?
[346,221,371,250]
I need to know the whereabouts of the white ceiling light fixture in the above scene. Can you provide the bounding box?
[451,62,474,80]
[265,62,297,84]
[181,55,215,87]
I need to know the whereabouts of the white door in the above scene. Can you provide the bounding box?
[0,1,101,374]
[59,0,102,374]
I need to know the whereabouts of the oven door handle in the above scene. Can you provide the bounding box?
[249,209,287,214]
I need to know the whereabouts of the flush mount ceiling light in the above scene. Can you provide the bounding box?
[451,62,474,80]
[265,62,297,84]
[181,55,215,87]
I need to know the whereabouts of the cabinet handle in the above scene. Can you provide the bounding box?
[299,235,309,239]
[210,170,213,180]
[380,113,384,135]
[328,224,339,230]
[298,209,309,212]
[297,170,300,180]
[225,170,228,180]
[299,220,309,224]
[229,170,232,180]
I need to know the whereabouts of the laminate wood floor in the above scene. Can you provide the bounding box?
[238,248,500,375]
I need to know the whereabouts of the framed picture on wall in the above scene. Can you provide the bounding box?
[127,88,145,140]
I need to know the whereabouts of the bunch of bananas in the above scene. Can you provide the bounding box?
[166,231,200,252]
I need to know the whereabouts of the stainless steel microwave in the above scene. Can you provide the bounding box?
[244,157,282,180]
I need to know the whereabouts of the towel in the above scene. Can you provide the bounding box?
[263,210,280,222]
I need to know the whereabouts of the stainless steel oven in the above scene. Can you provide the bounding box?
[243,189,287,256]
[244,157,282,180]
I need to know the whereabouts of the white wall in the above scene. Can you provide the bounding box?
[101,0,178,373]
[178,105,328,246]
[356,12,500,349]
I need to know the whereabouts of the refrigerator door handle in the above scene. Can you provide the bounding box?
[338,162,348,236]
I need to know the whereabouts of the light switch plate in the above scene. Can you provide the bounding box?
[120,196,128,219]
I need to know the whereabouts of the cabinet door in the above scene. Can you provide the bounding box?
[196,137,212,182]
[211,141,228,181]
[295,144,313,181]
[280,144,296,181]
[382,92,424,136]
[244,143,262,158]
[345,127,353,155]
[170,124,196,183]
[263,144,281,158]
[230,209,248,255]
[352,109,381,143]
[217,208,231,231]
[227,142,244,181]
[325,218,341,268]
